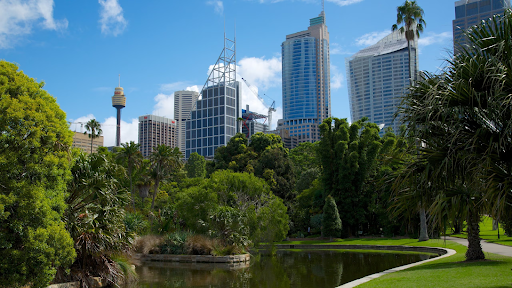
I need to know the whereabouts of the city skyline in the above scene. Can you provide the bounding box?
[2,0,457,146]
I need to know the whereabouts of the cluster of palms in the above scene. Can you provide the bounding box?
[82,119,183,210]
[394,6,512,261]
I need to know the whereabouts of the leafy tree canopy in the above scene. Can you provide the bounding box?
[0,61,75,288]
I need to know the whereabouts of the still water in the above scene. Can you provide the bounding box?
[130,250,434,288]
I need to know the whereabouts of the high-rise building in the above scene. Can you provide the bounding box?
[112,76,126,147]
[278,11,330,145]
[138,115,177,158]
[453,0,510,53]
[346,30,418,134]
[185,33,240,160]
[72,132,104,154]
[175,90,199,154]
[264,127,299,150]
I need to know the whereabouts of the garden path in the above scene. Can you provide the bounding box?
[445,236,512,257]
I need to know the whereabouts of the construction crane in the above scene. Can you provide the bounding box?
[241,78,276,129]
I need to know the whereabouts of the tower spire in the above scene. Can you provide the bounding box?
[322,0,324,13]
[118,74,120,87]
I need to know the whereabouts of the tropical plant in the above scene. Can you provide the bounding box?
[391,0,426,82]
[0,60,76,288]
[84,119,103,154]
[59,152,132,286]
[149,145,183,210]
[317,117,382,236]
[398,11,512,259]
[116,141,142,207]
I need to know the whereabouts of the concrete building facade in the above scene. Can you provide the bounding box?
[175,90,199,155]
[278,11,331,144]
[72,132,104,154]
[138,115,178,157]
[264,127,299,150]
[453,0,510,53]
[346,30,418,134]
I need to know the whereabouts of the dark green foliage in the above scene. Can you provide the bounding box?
[186,152,206,178]
[318,117,382,236]
[254,147,295,201]
[322,195,342,238]
[58,152,132,284]
[0,61,76,288]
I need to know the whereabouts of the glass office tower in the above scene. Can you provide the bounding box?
[453,0,510,53]
[346,31,417,134]
[277,11,330,146]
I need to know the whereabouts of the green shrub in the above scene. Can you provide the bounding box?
[159,231,192,255]
[322,195,342,238]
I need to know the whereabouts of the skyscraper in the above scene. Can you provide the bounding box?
[277,11,330,146]
[175,90,199,154]
[453,0,510,53]
[346,30,418,134]
[138,115,178,158]
[185,33,240,160]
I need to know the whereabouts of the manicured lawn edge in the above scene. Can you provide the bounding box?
[275,238,512,287]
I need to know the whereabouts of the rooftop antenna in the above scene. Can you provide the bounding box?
[118,74,121,87]
[322,0,324,12]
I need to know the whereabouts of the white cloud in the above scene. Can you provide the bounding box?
[355,30,389,47]
[331,65,344,90]
[98,0,127,36]
[330,43,353,55]
[152,93,175,119]
[237,56,282,90]
[326,0,364,6]
[418,32,452,47]
[207,1,224,15]
[69,114,139,147]
[0,0,68,49]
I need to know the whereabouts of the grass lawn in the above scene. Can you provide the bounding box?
[450,216,512,247]
[277,238,512,287]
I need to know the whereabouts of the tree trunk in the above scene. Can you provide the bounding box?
[151,179,159,210]
[454,217,463,234]
[466,208,485,261]
[407,39,412,84]
[91,136,94,154]
[418,205,429,242]
[492,219,498,231]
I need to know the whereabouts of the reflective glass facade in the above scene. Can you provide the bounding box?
[278,12,330,146]
[185,82,240,159]
[453,0,510,53]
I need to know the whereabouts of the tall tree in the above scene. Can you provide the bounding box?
[392,0,426,82]
[84,119,103,154]
[149,145,183,209]
[116,141,142,207]
[318,117,382,236]
[0,61,76,288]
[398,11,512,259]
[185,152,206,178]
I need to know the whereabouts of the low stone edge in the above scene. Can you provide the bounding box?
[135,253,251,263]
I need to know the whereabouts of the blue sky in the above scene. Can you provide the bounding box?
[1,0,455,146]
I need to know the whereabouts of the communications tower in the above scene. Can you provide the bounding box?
[112,75,126,147]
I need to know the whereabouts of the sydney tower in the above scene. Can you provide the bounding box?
[111,76,126,147]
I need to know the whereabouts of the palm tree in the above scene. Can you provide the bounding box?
[84,119,103,154]
[149,145,183,209]
[116,141,142,207]
[398,11,512,260]
[392,0,426,82]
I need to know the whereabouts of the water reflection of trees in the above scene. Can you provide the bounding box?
[133,250,428,288]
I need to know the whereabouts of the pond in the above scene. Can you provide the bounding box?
[129,249,436,288]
